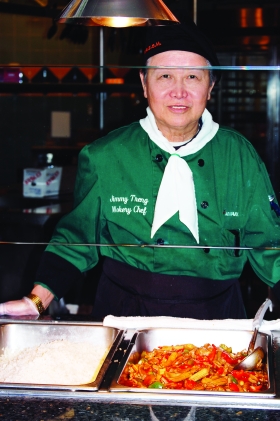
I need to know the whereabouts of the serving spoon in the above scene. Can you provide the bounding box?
[233,298,273,371]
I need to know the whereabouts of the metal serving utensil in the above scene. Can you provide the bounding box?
[233,298,273,371]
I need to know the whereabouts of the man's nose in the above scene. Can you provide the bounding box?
[170,80,188,98]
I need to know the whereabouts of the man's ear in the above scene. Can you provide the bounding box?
[139,70,148,99]
[207,82,215,100]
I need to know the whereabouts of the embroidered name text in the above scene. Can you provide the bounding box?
[224,211,239,217]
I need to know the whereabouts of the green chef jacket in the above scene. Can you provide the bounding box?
[44,121,280,290]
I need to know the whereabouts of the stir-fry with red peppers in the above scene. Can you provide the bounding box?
[119,343,268,392]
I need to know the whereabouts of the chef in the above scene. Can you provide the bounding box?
[1,22,280,320]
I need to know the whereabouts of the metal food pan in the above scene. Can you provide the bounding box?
[110,328,275,397]
[0,322,123,391]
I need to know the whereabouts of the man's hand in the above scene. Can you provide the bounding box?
[0,297,39,316]
[0,285,54,316]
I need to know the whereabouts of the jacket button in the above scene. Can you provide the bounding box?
[157,238,165,245]
[198,159,204,167]
[155,154,163,162]
[204,248,210,253]
[201,201,209,209]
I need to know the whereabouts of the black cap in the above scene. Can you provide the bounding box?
[143,21,221,83]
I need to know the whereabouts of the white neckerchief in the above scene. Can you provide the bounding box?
[140,107,219,243]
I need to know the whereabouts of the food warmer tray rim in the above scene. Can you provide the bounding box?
[109,327,275,398]
[0,321,124,392]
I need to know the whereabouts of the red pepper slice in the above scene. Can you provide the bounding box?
[174,381,184,389]
[231,370,250,382]
[195,345,216,363]
[208,345,217,362]
[221,351,239,365]
[249,384,263,392]
[217,367,224,375]
[184,379,196,390]
[229,382,239,392]
[143,374,156,387]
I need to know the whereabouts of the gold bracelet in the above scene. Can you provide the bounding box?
[27,294,45,315]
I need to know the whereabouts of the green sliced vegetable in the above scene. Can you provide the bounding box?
[231,375,238,384]
[220,344,232,353]
[148,381,164,389]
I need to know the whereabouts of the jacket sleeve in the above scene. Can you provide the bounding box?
[35,252,82,300]
[245,160,280,289]
[47,144,101,272]
[35,145,102,298]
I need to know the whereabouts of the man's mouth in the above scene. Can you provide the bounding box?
[169,105,188,110]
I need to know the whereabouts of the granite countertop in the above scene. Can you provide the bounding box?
[0,398,278,421]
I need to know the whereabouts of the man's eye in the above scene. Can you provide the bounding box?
[161,74,170,79]
[188,74,197,79]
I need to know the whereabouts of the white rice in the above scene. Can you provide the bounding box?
[0,339,110,385]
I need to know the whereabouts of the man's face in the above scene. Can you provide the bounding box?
[140,50,214,140]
